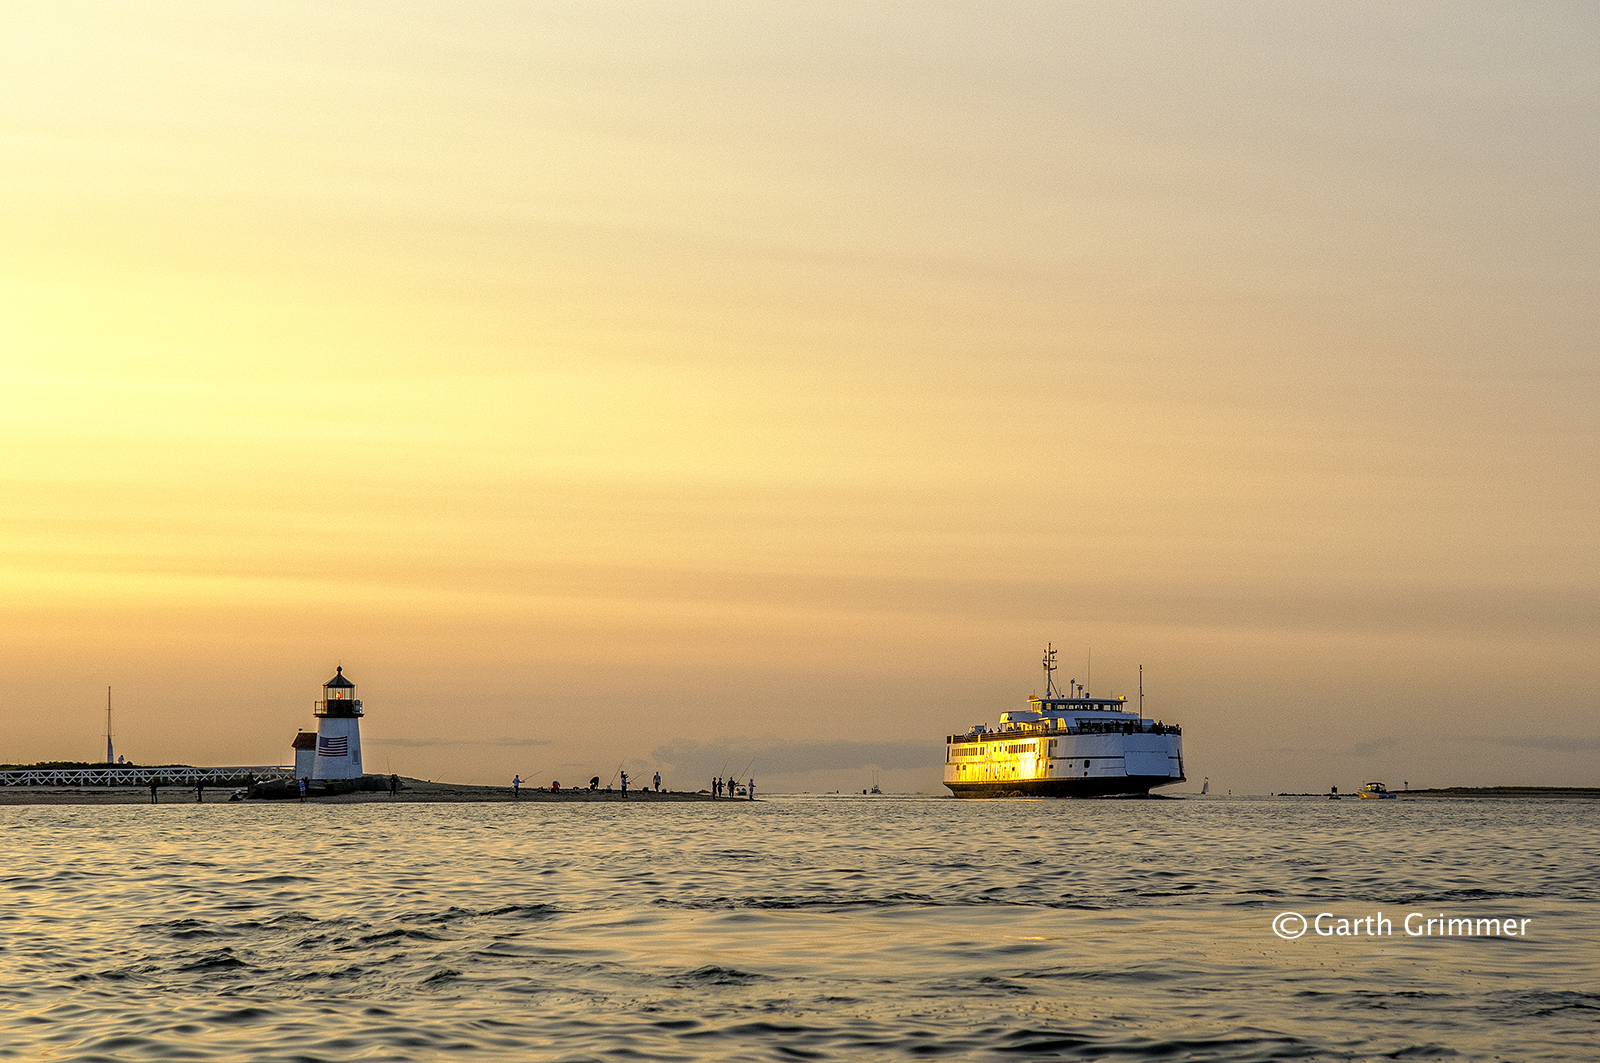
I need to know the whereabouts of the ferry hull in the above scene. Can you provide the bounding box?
[943,721,1184,798]
[946,774,1184,799]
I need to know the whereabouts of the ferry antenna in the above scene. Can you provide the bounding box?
[1043,644,1060,698]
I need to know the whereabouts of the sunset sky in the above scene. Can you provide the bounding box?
[3,2,1596,793]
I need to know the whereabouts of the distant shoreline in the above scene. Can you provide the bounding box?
[1275,786,1600,799]
[0,777,732,805]
[8,782,1598,805]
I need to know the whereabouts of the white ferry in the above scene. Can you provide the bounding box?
[944,647,1185,798]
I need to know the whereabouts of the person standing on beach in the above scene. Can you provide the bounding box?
[653,771,661,793]
[149,778,158,804]
[389,774,398,796]
[749,778,755,801]
[512,775,521,800]
[196,781,204,803]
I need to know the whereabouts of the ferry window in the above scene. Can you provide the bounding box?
[1084,759,1091,767]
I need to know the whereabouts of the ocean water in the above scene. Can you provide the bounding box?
[1,796,1596,1062]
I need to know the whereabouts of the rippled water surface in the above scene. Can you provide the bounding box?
[2,796,1597,1061]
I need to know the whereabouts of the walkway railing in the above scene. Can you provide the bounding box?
[0,766,295,787]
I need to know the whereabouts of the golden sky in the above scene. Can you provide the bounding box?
[3,3,1596,791]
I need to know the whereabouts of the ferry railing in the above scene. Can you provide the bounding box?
[951,721,1182,742]
[0,766,296,787]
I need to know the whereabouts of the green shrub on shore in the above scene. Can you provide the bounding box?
[248,774,393,799]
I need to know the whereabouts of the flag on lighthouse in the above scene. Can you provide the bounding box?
[318,735,349,757]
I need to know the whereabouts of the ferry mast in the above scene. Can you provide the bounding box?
[1043,644,1062,698]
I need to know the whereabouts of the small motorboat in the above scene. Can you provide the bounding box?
[1357,782,1397,800]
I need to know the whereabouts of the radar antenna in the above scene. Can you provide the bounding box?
[1043,644,1062,698]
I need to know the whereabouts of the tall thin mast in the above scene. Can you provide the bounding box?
[106,686,113,764]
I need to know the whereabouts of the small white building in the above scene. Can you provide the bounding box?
[291,731,317,779]
[309,666,365,781]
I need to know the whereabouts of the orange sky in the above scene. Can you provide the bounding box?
[3,3,1596,792]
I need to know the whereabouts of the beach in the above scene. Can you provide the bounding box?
[0,777,723,805]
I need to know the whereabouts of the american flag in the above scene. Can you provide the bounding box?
[318,735,349,756]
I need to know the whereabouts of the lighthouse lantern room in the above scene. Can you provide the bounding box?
[310,666,365,780]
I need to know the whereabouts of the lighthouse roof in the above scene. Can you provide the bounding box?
[324,666,355,689]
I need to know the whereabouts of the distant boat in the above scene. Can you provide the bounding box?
[1358,782,1397,800]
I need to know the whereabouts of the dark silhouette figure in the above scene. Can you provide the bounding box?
[196,781,204,803]
[149,779,158,804]
[589,776,600,791]
[390,774,399,796]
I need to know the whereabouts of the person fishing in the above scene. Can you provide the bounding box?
[512,774,521,800]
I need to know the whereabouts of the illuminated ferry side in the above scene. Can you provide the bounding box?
[944,647,1185,798]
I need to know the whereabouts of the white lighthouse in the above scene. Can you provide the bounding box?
[310,666,365,780]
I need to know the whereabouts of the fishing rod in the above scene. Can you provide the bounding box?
[723,758,755,797]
